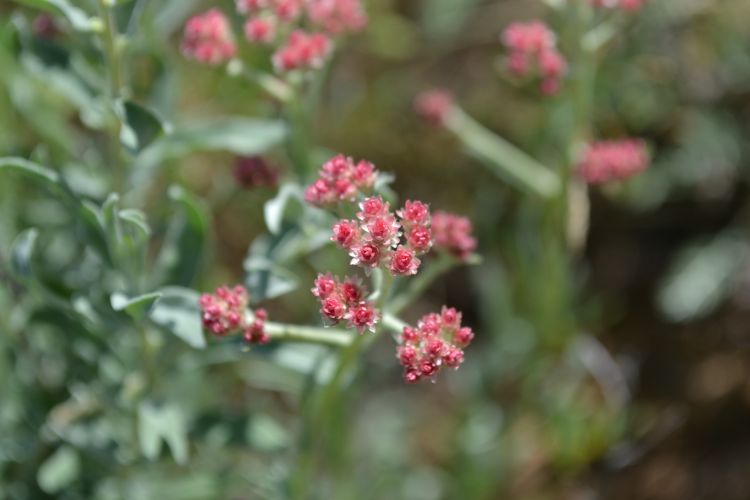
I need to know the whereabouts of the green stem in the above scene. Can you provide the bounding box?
[291,272,395,498]
[388,253,473,315]
[97,0,125,193]
[445,108,561,198]
[265,322,352,347]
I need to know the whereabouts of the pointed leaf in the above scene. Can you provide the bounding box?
[148,287,206,348]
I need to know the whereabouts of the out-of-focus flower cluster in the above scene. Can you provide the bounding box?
[304,154,377,205]
[182,9,237,65]
[577,139,650,185]
[397,307,475,384]
[432,211,477,261]
[199,285,269,344]
[312,273,379,333]
[501,20,567,95]
[414,89,455,126]
[182,1,366,72]
[590,0,645,12]
[234,156,280,189]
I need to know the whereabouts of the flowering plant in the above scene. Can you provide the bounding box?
[3,0,748,498]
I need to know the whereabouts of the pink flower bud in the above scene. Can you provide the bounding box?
[389,246,420,276]
[321,296,347,322]
[350,243,381,268]
[332,220,360,248]
[182,9,236,65]
[244,17,276,44]
[346,301,380,334]
[312,273,337,298]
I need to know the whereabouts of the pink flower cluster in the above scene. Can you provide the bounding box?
[184,0,365,71]
[272,30,333,72]
[304,154,377,206]
[397,307,475,384]
[307,0,368,35]
[432,211,477,261]
[332,197,433,277]
[414,89,455,126]
[312,274,379,333]
[199,285,269,344]
[501,20,567,95]
[577,139,650,185]
[235,0,366,72]
[181,9,237,65]
[590,0,645,12]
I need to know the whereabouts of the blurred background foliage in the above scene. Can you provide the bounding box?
[2,0,750,499]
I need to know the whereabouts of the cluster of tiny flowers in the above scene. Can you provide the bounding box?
[397,307,475,384]
[312,273,379,333]
[234,156,280,189]
[501,20,567,95]
[414,89,455,126]
[235,0,366,72]
[304,154,377,206]
[181,9,237,65]
[199,285,269,344]
[431,211,477,261]
[306,0,368,35]
[577,139,650,185]
[272,30,332,72]
[330,196,433,277]
[590,0,645,12]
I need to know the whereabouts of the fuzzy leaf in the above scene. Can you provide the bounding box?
[111,292,162,321]
[138,401,189,465]
[154,186,208,288]
[10,228,39,281]
[264,183,302,235]
[37,446,80,494]
[657,234,749,322]
[119,99,168,153]
[134,118,287,176]
[149,287,206,349]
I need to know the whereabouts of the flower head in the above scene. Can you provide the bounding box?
[577,139,650,185]
[346,301,380,334]
[199,285,249,336]
[306,0,368,35]
[182,9,237,65]
[312,274,379,333]
[501,20,566,95]
[200,285,270,344]
[396,307,474,383]
[244,309,270,344]
[414,89,455,126]
[431,211,477,260]
[244,17,277,44]
[272,30,333,72]
[389,246,421,276]
[305,155,378,207]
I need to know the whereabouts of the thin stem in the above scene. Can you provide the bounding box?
[291,273,395,499]
[97,0,125,193]
[265,322,352,347]
[382,313,408,334]
[445,108,561,198]
[388,253,472,315]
